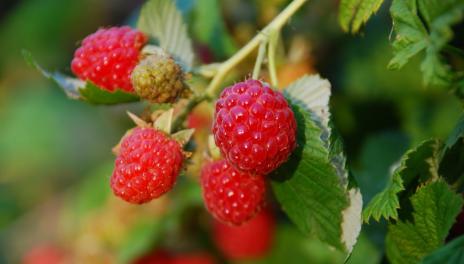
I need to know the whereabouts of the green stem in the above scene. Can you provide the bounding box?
[267,30,279,87]
[172,94,208,130]
[252,40,268,79]
[205,0,308,97]
[172,0,308,129]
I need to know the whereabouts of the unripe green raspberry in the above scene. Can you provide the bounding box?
[131,49,186,103]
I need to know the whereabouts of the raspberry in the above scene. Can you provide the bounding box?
[201,159,266,225]
[131,49,186,103]
[111,127,183,204]
[213,210,275,260]
[213,79,297,175]
[71,26,148,92]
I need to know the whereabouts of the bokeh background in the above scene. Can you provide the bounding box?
[0,0,462,263]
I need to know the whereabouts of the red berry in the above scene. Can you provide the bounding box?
[71,26,148,92]
[111,127,183,204]
[213,210,275,260]
[213,79,297,175]
[201,159,266,225]
[22,245,65,264]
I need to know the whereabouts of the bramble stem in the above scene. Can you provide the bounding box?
[173,0,307,130]
[172,94,208,130]
[267,30,279,87]
[205,0,307,97]
[252,40,268,79]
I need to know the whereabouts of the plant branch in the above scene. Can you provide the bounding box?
[172,94,208,131]
[172,0,307,130]
[267,30,279,87]
[205,0,308,97]
[252,40,268,79]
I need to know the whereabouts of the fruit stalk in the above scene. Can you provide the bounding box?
[205,0,308,97]
[173,0,308,129]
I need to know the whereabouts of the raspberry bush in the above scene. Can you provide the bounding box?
[18,0,464,263]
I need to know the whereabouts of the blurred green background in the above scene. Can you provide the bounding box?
[0,0,462,263]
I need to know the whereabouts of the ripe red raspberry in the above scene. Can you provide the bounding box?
[213,79,297,175]
[111,127,183,204]
[71,26,148,92]
[213,210,275,260]
[201,159,266,225]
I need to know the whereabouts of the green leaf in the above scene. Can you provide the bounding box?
[271,75,362,253]
[388,0,464,86]
[23,50,139,105]
[138,0,195,69]
[363,139,441,222]
[385,180,463,264]
[421,235,464,264]
[338,0,385,33]
[78,82,140,105]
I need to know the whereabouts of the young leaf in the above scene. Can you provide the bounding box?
[272,75,362,253]
[338,0,385,33]
[363,139,441,222]
[421,235,464,264]
[388,0,464,86]
[23,50,139,104]
[385,180,463,264]
[138,0,195,69]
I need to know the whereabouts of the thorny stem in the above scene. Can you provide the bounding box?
[172,0,308,129]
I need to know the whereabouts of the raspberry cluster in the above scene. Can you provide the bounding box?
[71,26,147,92]
[111,127,183,204]
[201,79,297,225]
